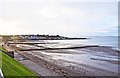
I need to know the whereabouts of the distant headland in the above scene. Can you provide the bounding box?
[0,34,88,40]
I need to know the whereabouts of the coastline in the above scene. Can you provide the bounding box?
[9,42,119,76]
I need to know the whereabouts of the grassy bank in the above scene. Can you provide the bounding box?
[0,46,39,78]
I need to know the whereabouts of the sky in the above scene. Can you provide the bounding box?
[0,0,119,37]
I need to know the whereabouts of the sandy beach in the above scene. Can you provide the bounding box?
[7,40,119,77]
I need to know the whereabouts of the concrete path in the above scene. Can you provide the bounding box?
[20,60,62,76]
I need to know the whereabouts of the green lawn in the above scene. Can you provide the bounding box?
[0,46,39,78]
[0,46,6,52]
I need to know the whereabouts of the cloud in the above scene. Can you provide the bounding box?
[0,1,118,36]
[0,0,119,2]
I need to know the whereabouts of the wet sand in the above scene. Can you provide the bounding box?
[11,43,119,76]
[3,40,119,77]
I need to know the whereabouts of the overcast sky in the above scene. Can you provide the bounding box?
[0,0,119,37]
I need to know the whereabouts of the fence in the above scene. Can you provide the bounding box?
[0,69,4,78]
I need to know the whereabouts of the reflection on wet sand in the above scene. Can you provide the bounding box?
[12,41,119,76]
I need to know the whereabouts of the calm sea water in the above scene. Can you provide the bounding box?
[45,36,118,50]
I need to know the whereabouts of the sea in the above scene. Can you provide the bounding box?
[44,36,119,50]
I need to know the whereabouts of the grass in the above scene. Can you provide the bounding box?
[0,46,6,52]
[0,46,39,78]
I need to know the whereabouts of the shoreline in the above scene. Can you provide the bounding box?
[16,49,119,76]
[2,40,119,76]
[12,43,119,76]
